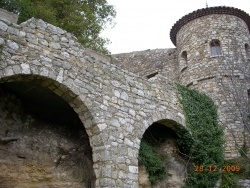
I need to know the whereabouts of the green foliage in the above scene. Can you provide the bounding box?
[0,0,116,54]
[139,139,166,184]
[176,84,225,187]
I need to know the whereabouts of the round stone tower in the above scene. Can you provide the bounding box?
[170,6,250,158]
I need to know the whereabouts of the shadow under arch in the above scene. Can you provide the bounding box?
[139,118,188,152]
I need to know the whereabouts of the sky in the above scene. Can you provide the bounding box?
[101,0,250,54]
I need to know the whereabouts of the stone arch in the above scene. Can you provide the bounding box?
[138,116,187,187]
[0,74,101,142]
[0,73,106,184]
[0,74,102,187]
[140,116,186,146]
[139,110,186,140]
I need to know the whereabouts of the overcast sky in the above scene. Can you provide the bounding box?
[101,0,250,54]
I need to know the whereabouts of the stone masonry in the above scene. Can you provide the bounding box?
[0,11,184,187]
[0,6,249,187]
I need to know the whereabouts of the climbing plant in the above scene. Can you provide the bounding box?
[176,84,225,188]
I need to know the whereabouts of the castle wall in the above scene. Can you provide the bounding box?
[0,17,185,187]
[112,48,178,80]
[176,14,250,158]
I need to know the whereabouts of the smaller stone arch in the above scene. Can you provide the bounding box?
[210,39,222,57]
[138,118,187,187]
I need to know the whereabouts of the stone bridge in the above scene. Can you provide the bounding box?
[0,16,185,187]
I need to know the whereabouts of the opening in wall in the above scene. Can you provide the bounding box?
[210,39,222,57]
[146,72,158,79]
[179,51,187,72]
[245,43,250,60]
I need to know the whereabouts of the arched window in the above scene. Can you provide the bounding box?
[210,39,222,57]
[179,51,187,72]
[245,43,250,60]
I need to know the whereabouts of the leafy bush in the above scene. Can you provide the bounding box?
[176,84,225,187]
[139,139,166,184]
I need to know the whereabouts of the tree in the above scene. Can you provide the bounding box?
[0,0,116,54]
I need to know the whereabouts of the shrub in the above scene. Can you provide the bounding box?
[139,139,166,184]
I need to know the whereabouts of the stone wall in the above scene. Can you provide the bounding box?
[0,16,185,187]
[112,48,177,80]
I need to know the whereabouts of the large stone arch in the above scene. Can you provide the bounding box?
[0,73,106,186]
[0,74,101,141]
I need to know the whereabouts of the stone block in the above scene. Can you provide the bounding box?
[0,8,18,23]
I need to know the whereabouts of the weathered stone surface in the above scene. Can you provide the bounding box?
[7,40,19,50]
[49,42,61,49]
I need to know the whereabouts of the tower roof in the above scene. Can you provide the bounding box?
[170,6,250,46]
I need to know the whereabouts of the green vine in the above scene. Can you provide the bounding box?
[176,84,225,188]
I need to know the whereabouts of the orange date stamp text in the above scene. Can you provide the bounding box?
[194,165,241,172]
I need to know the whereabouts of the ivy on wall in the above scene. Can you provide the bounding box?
[176,84,225,188]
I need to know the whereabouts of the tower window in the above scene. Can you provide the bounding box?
[210,39,222,57]
[179,51,187,72]
[245,43,250,60]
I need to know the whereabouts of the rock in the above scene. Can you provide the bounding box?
[49,42,61,49]
[7,40,19,50]
[139,165,151,188]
